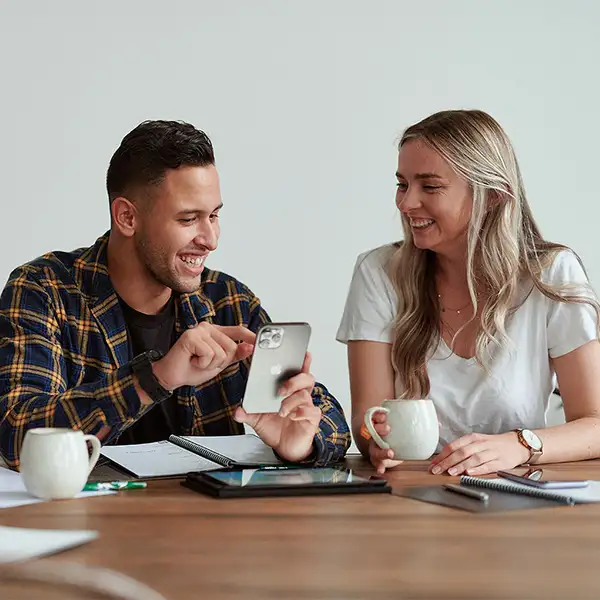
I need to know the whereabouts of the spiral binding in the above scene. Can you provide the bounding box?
[460,475,575,505]
[168,435,233,467]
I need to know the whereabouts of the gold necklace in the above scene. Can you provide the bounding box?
[437,293,473,315]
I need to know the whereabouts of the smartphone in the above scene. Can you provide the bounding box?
[497,470,589,489]
[242,322,311,413]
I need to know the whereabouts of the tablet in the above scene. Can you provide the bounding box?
[181,466,392,498]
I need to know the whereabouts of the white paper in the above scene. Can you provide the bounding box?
[0,467,114,509]
[181,434,280,465]
[0,525,98,563]
[100,440,221,478]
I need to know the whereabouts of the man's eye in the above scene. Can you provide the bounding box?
[396,182,408,191]
[179,217,196,224]
[209,214,220,222]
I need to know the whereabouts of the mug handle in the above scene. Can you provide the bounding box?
[83,434,101,475]
[364,406,390,449]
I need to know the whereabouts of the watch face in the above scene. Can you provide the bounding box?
[147,350,163,361]
[522,429,542,451]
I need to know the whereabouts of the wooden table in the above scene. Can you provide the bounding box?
[2,457,600,600]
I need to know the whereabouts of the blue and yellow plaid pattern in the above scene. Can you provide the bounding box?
[0,233,350,470]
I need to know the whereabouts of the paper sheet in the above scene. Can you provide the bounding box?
[0,525,98,562]
[181,434,280,465]
[0,467,114,509]
[100,440,221,478]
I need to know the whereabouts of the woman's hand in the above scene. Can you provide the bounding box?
[367,411,404,474]
[429,432,530,476]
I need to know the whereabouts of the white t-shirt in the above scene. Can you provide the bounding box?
[336,244,599,448]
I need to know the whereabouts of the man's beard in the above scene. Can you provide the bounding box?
[134,233,201,294]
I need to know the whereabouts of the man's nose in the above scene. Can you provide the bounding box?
[194,224,218,251]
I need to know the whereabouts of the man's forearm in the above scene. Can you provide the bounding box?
[311,383,352,466]
[0,365,148,468]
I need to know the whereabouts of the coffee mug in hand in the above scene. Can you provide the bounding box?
[20,428,101,500]
[364,399,439,460]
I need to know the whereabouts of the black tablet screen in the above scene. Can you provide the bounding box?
[203,467,374,487]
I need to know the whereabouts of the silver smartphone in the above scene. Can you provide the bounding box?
[497,471,589,489]
[242,322,311,413]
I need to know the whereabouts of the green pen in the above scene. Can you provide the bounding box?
[83,481,147,491]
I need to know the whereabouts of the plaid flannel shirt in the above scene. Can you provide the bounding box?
[0,233,350,470]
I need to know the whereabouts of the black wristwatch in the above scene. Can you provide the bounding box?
[130,350,173,403]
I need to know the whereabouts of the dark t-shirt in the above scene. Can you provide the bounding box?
[118,296,179,445]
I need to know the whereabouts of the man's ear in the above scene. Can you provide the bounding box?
[111,197,137,237]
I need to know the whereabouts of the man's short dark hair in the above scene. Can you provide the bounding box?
[106,120,215,203]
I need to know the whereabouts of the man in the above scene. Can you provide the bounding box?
[0,120,350,470]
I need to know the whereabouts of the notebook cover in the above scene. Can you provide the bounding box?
[392,485,573,513]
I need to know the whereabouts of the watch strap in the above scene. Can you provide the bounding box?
[515,428,542,465]
[130,351,172,403]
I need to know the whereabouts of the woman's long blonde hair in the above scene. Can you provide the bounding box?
[388,109,599,398]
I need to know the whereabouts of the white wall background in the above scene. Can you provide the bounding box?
[0,0,598,435]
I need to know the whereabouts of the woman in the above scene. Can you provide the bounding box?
[337,109,600,476]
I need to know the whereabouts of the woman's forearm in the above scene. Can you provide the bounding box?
[534,417,600,464]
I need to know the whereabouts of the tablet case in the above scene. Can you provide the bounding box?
[182,470,392,499]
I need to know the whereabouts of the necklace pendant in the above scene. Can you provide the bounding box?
[456,310,461,314]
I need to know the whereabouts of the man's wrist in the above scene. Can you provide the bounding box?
[151,359,177,392]
[273,442,317,464]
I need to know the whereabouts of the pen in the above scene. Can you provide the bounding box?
[83,481,147,491]
[444,483,489,503]
[257,465,304,470]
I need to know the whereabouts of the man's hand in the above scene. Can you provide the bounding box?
[429,432,531,476]
[152,323,255,391]
[233,353,322,462]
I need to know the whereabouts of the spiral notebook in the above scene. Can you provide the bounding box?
[393,476,600,513]
[100,434,281,479]
[168,434,281,468]
[460,475,600,504]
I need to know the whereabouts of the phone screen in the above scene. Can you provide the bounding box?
[203,467,374,488]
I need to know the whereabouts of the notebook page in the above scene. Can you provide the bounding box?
[0,525,98,563]
[0,467,114,510]
[100,441,220,478]
[182,434,281,465]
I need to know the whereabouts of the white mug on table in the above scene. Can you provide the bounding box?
[364,398,439,460]
[20,428,101,499]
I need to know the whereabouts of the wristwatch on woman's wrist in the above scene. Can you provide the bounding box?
[515,428,543,464]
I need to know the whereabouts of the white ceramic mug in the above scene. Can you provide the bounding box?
[20,428,101,500]
[364,399,439,460]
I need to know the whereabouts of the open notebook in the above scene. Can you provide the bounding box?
[100,434,281,478]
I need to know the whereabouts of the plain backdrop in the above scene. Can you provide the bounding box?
[1,1,597,440]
